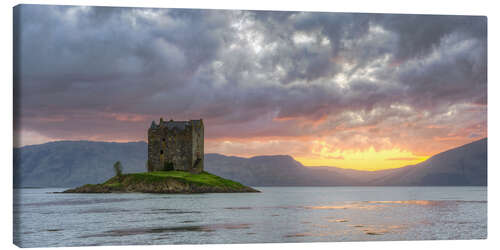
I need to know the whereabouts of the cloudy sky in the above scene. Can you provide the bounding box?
[14,5,487,170]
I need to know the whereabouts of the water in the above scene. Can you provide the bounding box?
[13,186,487,247]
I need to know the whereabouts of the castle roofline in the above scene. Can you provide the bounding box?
[150,118,203,130]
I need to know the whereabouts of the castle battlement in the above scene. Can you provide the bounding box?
[147,118,204,174]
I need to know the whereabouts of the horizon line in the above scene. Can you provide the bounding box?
[12,137,487,172]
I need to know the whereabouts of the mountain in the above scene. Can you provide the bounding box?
[369,138,487,186]
[205,154,365,186]
[13,138,487,187]
[14,141,147,188]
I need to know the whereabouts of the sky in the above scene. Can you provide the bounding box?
[14,5,487,171]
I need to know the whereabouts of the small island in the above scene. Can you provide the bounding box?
[64,118,259,194]
[63,170,259,193]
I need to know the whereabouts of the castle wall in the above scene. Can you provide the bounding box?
[147,128,162,171]
[147,119,204,173]
[166,127,192,172]
[191,120,204,174]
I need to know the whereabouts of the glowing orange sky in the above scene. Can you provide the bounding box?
[17,112,486,171]
[202,135,484,171]
[295,147,429,171]
[17,118,486,171]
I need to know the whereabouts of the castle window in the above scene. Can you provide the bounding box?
[162,138,165,142]
[160,150,163,154]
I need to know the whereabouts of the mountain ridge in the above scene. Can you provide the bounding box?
[13,138,487,187]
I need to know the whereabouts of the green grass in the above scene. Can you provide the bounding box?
[105,182,123,188]
[106,171,247,189]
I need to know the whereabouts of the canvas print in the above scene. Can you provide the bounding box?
[13,4,487,247]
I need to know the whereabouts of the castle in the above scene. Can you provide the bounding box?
[147,118,204,174]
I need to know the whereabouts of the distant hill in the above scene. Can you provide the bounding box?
[205,154,365,186]
[368,138,487,186]
[14,141,147,188]
[13,138,487,187]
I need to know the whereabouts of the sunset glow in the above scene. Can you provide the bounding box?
[295,147,429,171]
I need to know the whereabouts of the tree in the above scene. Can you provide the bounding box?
[113,161,123,177]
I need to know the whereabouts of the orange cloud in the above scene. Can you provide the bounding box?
[110,113,149,122]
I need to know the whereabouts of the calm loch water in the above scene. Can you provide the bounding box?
[13,186,487,247]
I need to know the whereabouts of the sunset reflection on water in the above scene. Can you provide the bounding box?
[306,200,455,210]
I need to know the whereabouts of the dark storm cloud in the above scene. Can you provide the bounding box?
[14,5,487,151]
[376,14,487,60]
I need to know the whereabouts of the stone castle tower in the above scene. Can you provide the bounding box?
[147,118,204,174]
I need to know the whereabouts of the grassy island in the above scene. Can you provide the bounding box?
[63,171,260,193]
